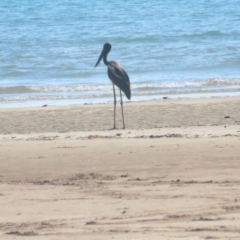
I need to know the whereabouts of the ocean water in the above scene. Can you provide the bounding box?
[0,0,240,107]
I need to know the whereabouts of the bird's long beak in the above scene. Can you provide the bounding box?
[95,49,104,68]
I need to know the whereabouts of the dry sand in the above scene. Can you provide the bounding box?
[0,97,240,239]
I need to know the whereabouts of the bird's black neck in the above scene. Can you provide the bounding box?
[103,53,109,66]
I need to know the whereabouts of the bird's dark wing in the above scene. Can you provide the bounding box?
[108,61,131,100]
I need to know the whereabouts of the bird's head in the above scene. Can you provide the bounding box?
[103,43,111,53]
[95,43,112,67]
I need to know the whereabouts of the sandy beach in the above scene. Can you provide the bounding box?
[0,97,240,240]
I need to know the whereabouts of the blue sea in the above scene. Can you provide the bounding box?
[0,0,240,107]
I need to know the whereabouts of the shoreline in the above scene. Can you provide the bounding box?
[1,91,240,108]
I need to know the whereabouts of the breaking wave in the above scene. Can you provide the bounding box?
[1,78,240,95]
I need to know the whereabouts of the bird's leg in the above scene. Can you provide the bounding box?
[119,89,125,129]
[113,84,117,129]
